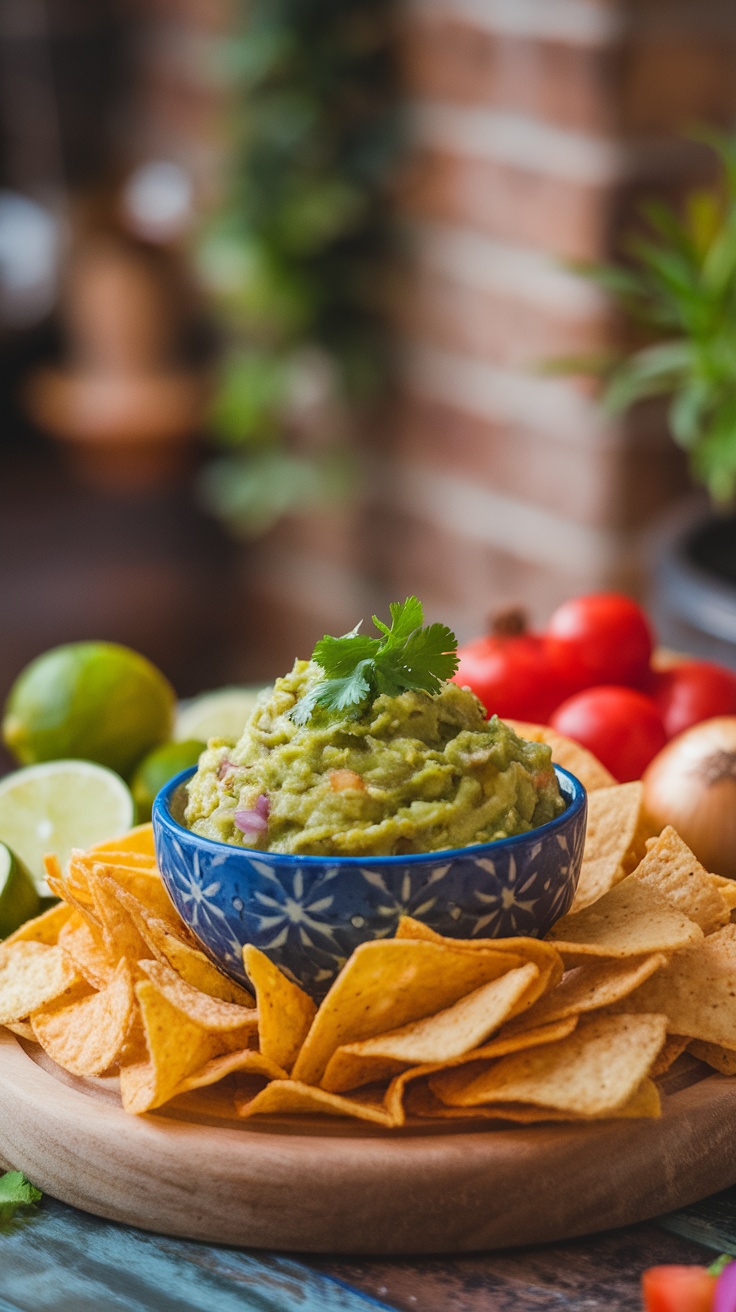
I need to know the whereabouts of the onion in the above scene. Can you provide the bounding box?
[643,717,736,877]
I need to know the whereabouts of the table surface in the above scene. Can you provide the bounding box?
[1,1178,735,1311]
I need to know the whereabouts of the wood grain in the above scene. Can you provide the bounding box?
[3,1031,736,1255]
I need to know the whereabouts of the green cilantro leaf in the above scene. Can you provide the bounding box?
[0,1171,42,1226]
[293,598,459,722]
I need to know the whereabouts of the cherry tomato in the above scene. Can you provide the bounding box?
[454,633,571,723]
[545,593,654,690]
[642,1265,715,1312]
[549,685,666,782]
[651,660,736,739]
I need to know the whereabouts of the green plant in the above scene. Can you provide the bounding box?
[561,134,736,503]
[197,0,398,536]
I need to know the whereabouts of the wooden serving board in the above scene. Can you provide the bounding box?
[2,1030,736,1255]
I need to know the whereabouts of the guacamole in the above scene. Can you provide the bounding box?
[184,660,566,857]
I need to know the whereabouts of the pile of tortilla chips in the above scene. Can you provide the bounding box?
[2,735,736,1128]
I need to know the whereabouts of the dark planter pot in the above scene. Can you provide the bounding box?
[651,499,736,670]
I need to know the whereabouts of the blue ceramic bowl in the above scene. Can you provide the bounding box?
[153,766,587,997]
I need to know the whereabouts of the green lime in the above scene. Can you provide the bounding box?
[174,686,267,744]
[131,739,205,822]
[0,760,135,891]
[3,641,175,777]
[0,843,40,938]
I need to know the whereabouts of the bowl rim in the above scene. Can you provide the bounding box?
[153,764,586,866]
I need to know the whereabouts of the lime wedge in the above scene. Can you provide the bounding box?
[0,842,40,938]
[0,760,135,892]
[174,686,268,744]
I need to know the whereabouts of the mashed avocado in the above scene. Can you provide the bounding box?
[184,660,566,857]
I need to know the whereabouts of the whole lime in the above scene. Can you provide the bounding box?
[131,738,205,822]
[3,642,175,778]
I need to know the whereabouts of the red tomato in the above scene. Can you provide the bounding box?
[549,685,666,782]
[454,633,571,723]
[652,660,736,739]
[545,593,654,690]
[642,1265,715,1312]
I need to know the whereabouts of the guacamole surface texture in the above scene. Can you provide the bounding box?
[184,661,566,857]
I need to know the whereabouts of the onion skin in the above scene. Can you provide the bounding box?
[643,717,736,878]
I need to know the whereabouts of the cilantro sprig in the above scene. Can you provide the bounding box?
[292,597,459,724]
[0,1171,42,1227]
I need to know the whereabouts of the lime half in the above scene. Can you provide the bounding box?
[0,842,40,938]
[174,686,268,744]
[0,760,135,892]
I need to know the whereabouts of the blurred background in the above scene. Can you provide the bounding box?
[3,0,736,712]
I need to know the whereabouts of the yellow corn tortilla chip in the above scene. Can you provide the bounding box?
[5,1020,35,1041]
[175,1048,287,1095]
[505,720,616,791]
[395,917,563,991]
[31,959,136,1077]
[688,1040,736,1075]
[58,912,116,990]
[632,827,729,935]
[321,963,540,1093]
[87,861,176,924]
[406,1075,660,1122]
[107,882,253,1005]
[650,1035,690,1077]
[546,876,704,962]
[89,823,156,859]
[0,901,72,953]
[119,980,224,1114]
[505,954,667,1033]
[0,942,83,1025]
[613,924,736,1048]
[235,1079,394,1126]
[88,874,152,964]
[139,957,257,1032]
[431,1012,667,1115]
[291,938,545,1088]
[710,875,736,910]
[243,945,316,1072]
[571,782,652,913]
[384,1017,578,1124]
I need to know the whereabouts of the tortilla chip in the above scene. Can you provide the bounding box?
[5,1020,35,1041]
[32,959,136,1077]
[119,980,224,1114]
[650,1035,690,1077]
[505,721,616,791]
[632,827,729,935]
[235,1079,394,1126]
[243,945,316,1072]
[431,1012,667,1116]
[58,911,115,989]
[108,883,253,1005]
[321,963,540,1093]
[0,942,82,1025]
[614,924,736,1048]
[89,823,156,859]
[505,954,667,1033]
[571,783,651,913]
[0,901,72,953]
[395,917,563,992]
[710,876,736,911]
[87,862,176,924]
[688,1039,736,1075]
[406,1075,660,1122]
[139,957,257,1033]
[546,877,704,962]
[174,1048,287,1095]
[384,1017,579,1124]
[291,938,544,1088]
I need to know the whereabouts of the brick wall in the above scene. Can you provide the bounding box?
[133,0,736,669]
